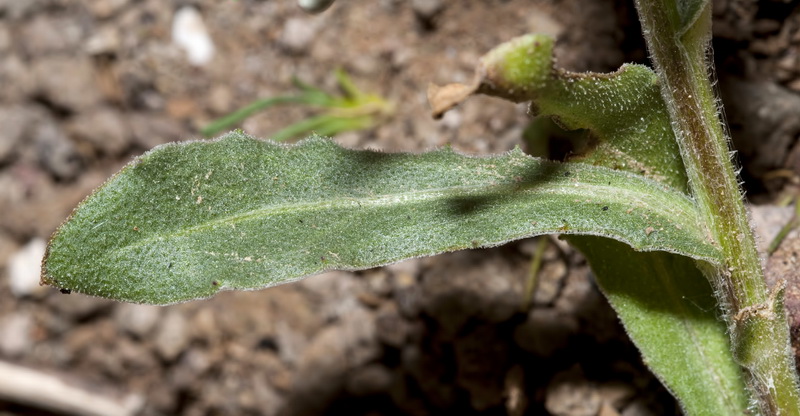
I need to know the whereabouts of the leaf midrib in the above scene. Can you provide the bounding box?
[111,177,705,254]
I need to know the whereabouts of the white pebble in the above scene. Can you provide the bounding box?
[171,6,215,66]
[8,238,47,298]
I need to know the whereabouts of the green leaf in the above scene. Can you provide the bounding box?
[202,70,393,140]
[568,235,750,415]
[200,96,311,137]
[429,34,688,192]
[43,132,719,304]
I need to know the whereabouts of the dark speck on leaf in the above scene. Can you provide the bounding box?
[212,280,219,286]
[564,171,571,177]
[60,288,71,294]
[602,206,609,211]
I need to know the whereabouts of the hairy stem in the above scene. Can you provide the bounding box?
[634,0,800,414]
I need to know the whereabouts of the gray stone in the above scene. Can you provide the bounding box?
[34,118,84,180]
[67,107,131,155]
[282,306,378,415]
[392,270,423,318]
[420,249,526,336]
[250,374,283,416]
[375,302,410,347]
[439,108,462,130]
[0,55,36,102]
[300,271,363,321]
[597,382,636,411]
[411,0,443,19]
[554,269,600,315]
[274,320,309,366]
[279,17,319,54]
[281,328,351,414]
[534,259,568,306]
[154,310,189,361]
[721,78,800,180]
[364,269,392,297]
[750,204,793,253]
[0,313,33,357]
[114,303,162,338]
[86,0,131,19]
[558,269,620,344]
[170,348,212,389]
[129,112,186,148]
[0,106,37,162]
[47,292,114,321]
[85,25,122,56]
[386,257,422,277]
[34,56,104,111]
[0,0,47,20]
[207,85,233,115]
[621,399,658,416]
[545,366,602,416]
[20,15,86,56]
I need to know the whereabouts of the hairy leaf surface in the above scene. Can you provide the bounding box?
[43,132,719,304]
[569,236,749,416]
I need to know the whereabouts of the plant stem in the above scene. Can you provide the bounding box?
[634,0,800,414]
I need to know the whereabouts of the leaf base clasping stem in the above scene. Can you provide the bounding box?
[634,0,800,413]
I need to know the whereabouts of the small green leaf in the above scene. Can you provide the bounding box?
[202,70,393,140]
[429,34,688,192]
[42,132,719,304]
[568,236,750,416]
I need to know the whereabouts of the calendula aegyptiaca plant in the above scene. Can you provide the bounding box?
[42,0,800,413]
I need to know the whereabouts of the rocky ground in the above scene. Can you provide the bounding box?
[2,0,800,415]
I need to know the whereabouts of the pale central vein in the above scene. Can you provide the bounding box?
[113,176,707,258]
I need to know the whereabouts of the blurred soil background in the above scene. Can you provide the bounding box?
[2,0,800,415]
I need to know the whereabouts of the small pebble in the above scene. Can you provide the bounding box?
[114,303,161,338]
[154,310,189,361]
[279,17,319,54]
[545,366,602,416]
[172,6,215,66]
[8,238,47,298]
[0,313,33,357]
[412,0,443,20]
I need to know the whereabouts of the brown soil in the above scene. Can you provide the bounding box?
[1,0,799,415]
